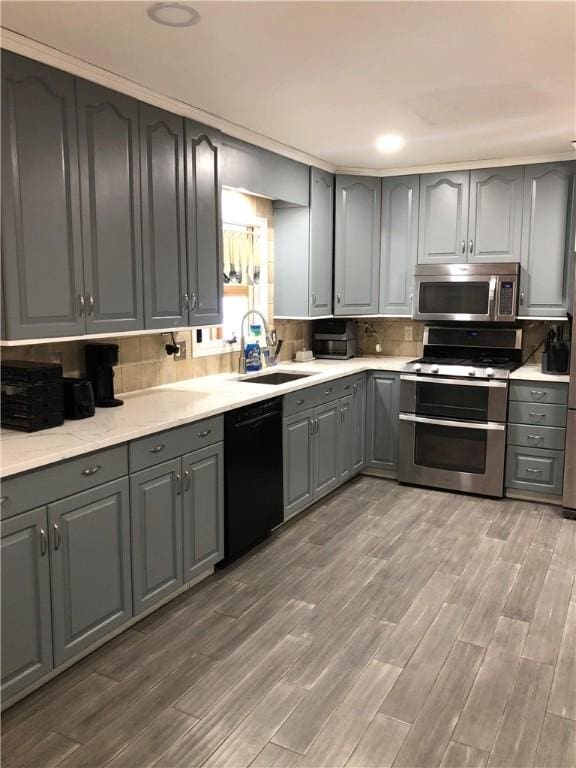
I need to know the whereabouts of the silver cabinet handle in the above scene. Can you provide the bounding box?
[81,465,101,476]
[53,524,61,551]
[309,419,314,436]
[39,528,48,557]
[315,419,320,434]
[183,293,190,312]
[311,293,316,305]
[87,295,95,315]
[340,409,345,423]
[190,293,197,311]
[336,292,341,304]
[527,434,544,444]
[175,473,182,496]
[198,429,211,438]
[296,399,305,406]
[520,291,525,306]
[530,390,546,400]
[526,467,543,474]
[324,388,332,395]
[184,470,190,492]
[79,294,86,316]
[469,239,474,254]
[0,497,7,505]
[461,240,466,254]
[343,384,351,390]
[353,383,358,394]
[529,413,546,422]
[150,443,166,454]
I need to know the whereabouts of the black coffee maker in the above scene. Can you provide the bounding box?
[84,344,123,407]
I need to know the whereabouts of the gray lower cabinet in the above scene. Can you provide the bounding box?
[77,81,143,333]
[48,478,132,665]
[130,459,183,615]
[314,400,339,498]
[338,394,354,483]
[140,104,188,329]
[1,507,53,700]
[519,162,575,317]
[366,372,401,473]
[283,409,315,520]
[334,176,381,315]
[380,176,419,315]
[186,120,223,326]
[351,376,367,474]
[506,445,565,496]
[468,166,524,263]
[418,172,469,264]
[182,443,224,581]
[1,52,85,340]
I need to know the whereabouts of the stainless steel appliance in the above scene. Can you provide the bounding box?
[563,305,576,519]
[313,319,357,359]
[412,263,519,323]
[398,326,523,497]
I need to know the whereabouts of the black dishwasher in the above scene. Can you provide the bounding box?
[221,397,284,563]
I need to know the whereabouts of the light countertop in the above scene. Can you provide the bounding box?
[510,364,570,383]
[0,357,411,479]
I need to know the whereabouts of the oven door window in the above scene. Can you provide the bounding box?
[418,281,490,315]
[416,381,489,421]
[414,422,487,474]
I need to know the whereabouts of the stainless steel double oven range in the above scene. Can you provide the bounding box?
[398,325,523,498]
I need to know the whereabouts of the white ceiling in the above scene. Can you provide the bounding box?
[2,1,575,172]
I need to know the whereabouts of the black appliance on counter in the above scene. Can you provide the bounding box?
[1,360,64,431]
[398,326,523,498]
[220,397,284,564]
[313,319,357,359]
[84,344,123,407]
[63,378,96,420]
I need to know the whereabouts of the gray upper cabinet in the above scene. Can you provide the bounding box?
[77,82,143,333]
[468,166,524,263]
[380,176,419,315]
[186,120,223,326]
[182,443,224,581]
[1,52,85,340]
[1,507,53,700]
[313,400,339,497]
[334,176,381,315]
[130,459,183,615]
[283,409,315,520]
[140,104,188,329]
[519,162,575,317]
[309,168,334,316]
[366,372,400,473]
[418,172,469,264]
[48,478,132,665]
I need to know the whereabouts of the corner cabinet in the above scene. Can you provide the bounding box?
[1,52,85,339]
[519,162,575,318]
[334,176,381,315]
[366,372,401,473]
[309,168,335,316]
[380,176,419,315]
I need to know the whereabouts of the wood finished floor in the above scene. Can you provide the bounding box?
[2,477,576,768]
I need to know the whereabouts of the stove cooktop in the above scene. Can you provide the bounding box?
[403,355,519,380]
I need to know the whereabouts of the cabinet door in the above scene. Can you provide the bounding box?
[140,104,188,329]
[186,120,223,326]
[352,376,367,474]
[130,459,183,615]
[1,508,53,700]
[283,410,315,520]
[380,176,419,315]
[1,52,85,339]
[309,168,334,316]
[418,172,469,264]
[520,162,575,317]
[334,176,381,315]
[313,401,340,498]
[77,82,143,333]
[182,443,224,581]
[48,478,132,665]
[468,166,524,263]
[366,373,400,472]
[338,394,354,484]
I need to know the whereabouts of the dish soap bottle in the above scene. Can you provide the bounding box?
[244,324,262,372]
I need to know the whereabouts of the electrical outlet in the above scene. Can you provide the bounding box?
[404,325,414,342]
[174,341,187,361]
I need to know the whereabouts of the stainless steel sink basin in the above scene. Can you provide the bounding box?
[239,372,313,385]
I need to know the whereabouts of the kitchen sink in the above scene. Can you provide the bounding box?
[239,371,314,385]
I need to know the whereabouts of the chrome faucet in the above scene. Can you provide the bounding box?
[238,310,280,373]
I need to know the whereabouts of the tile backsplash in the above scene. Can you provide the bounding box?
[355,319,424,358]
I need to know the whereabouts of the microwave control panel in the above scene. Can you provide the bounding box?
[499,281,515,316]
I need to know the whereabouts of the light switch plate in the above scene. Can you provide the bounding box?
[174,341,187,360]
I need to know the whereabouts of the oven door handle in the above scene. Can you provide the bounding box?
[399,413,506,431]
[400,375,507,388]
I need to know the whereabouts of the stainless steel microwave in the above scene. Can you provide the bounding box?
[412,263,519,323]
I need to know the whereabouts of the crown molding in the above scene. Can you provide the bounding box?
[2,27,574,179]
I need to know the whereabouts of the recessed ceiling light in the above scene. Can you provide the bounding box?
[147,3,200,27]
[376,134,405,153]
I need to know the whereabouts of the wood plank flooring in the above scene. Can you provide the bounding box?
[2,477,576,768]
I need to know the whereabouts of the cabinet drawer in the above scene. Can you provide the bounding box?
[1,445,128,519]
[507,401,567,428]
[507,424,566,451]
[506,445,564,496]
[283,376,362,417]
[509,381,568,405]
[129,416,223,472]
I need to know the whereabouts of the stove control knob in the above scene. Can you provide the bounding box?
[431,365,439,374]
[413,363,422,372]
[468,368,476,376]
[486,367,495,378]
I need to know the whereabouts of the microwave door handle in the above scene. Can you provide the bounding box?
[488,277,497,319]
[399,413,506,431]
